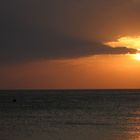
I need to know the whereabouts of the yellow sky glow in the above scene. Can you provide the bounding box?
[131,53,140,61]
[105,36,140,49]
[105,36,140,61]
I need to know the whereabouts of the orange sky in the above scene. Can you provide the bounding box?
[1,54,140,89]
[1,0,140,89]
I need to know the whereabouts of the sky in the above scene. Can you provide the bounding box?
[1,0,140,89]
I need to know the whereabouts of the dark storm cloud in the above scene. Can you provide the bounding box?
[0,24,136,64]
[1,0,140,40]
[0,0,137,64]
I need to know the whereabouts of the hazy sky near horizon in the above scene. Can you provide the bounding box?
[1,0,140,89]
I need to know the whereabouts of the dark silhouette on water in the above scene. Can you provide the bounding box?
[12,99,17,103]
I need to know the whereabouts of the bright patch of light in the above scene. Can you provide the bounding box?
[105,36,140,49]
[105,36,140,61]
[133,53,140,61]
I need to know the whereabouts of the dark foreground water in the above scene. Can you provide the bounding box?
[0,90,140,140]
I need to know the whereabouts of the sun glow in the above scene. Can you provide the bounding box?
[105,36,140,61]
[105,36,140,49]
[133,53,140,60]
[132,49,140,60]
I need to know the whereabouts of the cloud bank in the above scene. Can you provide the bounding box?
[0,27,136,64]
[0,0,137,64]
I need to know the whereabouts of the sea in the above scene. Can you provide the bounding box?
[0,90,140,140]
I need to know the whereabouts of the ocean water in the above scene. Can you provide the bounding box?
[0,90,140,140]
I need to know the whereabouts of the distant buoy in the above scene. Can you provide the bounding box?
[13,99,16,102]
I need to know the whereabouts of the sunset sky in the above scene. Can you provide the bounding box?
[1,0,140,89]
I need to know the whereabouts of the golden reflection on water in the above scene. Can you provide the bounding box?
[126,110,140,140]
